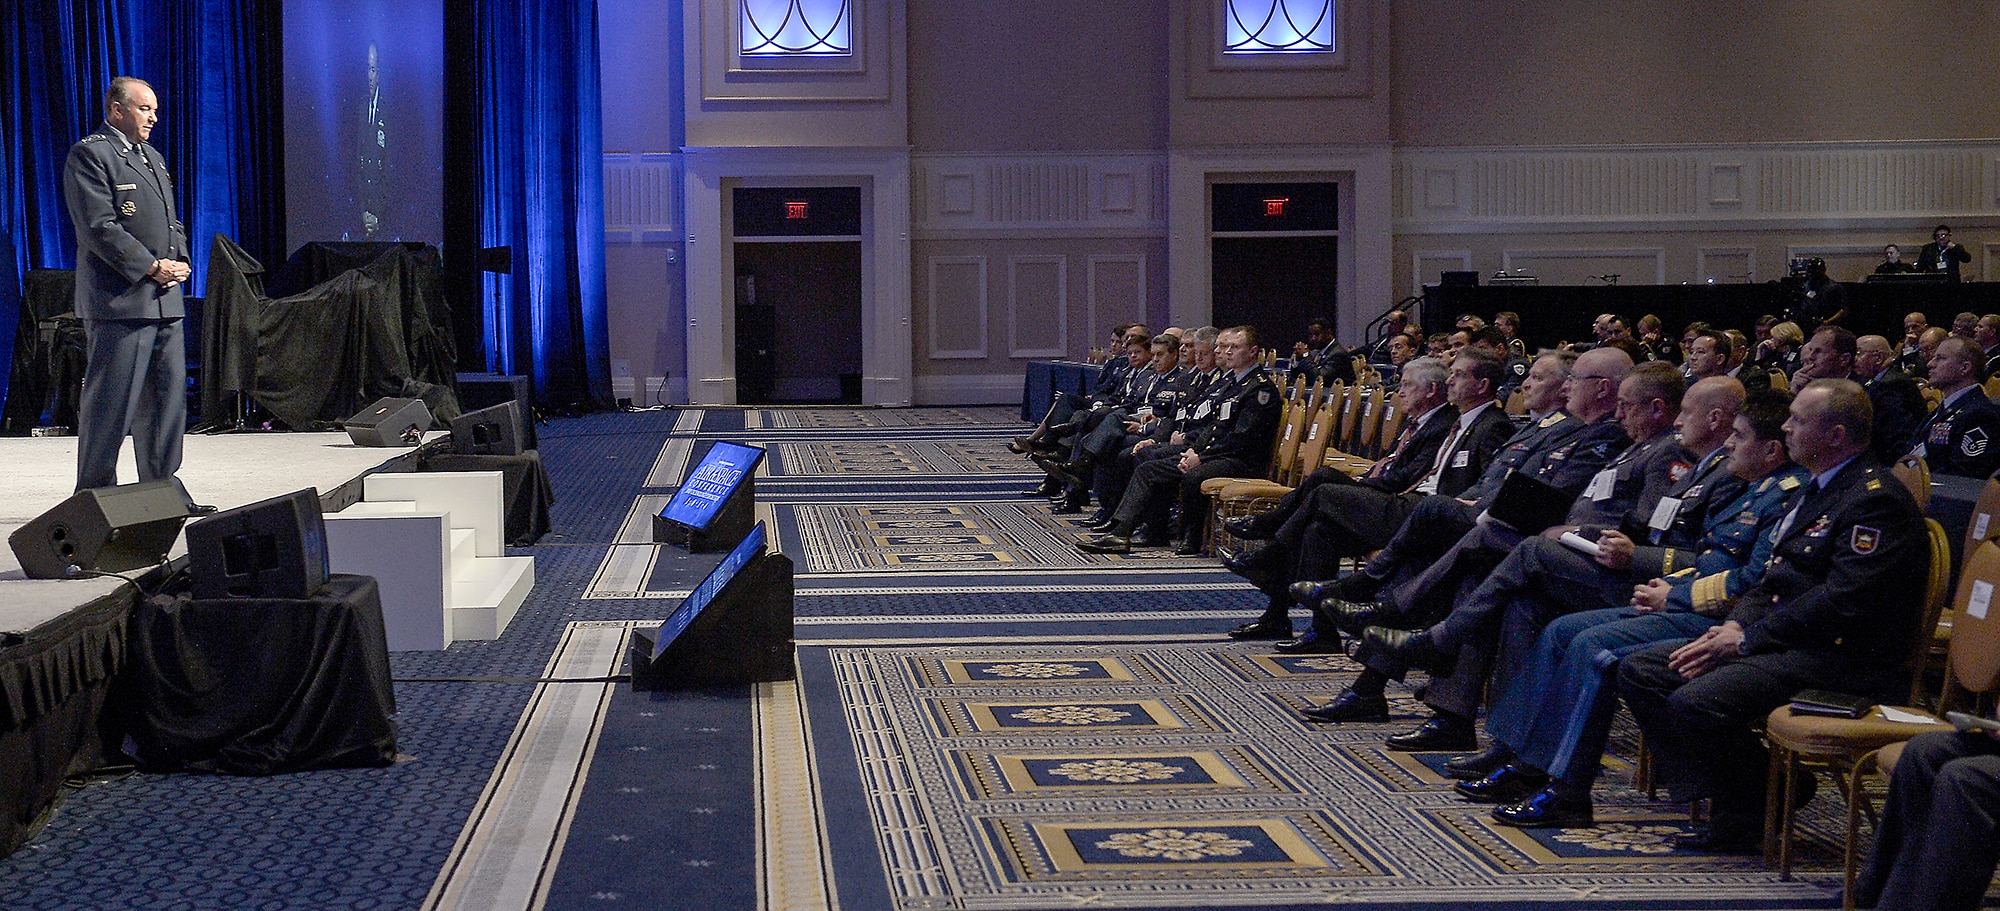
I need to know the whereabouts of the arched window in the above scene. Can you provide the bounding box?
[1223,0,1335,54]
[739,0,852,57]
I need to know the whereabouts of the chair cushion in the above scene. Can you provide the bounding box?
[1764,705,1953,755]
[1200,476,1263,495]
[1217,481,1293,501]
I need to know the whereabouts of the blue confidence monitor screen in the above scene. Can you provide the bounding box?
[660,442,765,531]
[652,522,767,659]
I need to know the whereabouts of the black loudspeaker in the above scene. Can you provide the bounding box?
[185,489,329,600]
[629,552,795,690]
[9,479,190,579]
[449,400,525,456]
[344,397,432,447]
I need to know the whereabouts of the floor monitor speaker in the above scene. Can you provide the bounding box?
[344,397,432,447]
[450,400,525,456]
[186,489,329,600]
[9,478,190,578]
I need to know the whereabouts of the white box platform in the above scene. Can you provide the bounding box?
[323,471,534,651]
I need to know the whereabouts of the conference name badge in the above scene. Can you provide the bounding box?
[120,200,137,217]
[1452,450,1470,467]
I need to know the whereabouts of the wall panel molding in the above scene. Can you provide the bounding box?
[604,152,683,241]
[1086,254,1146,353]
[913,152,1170,239]
[1395,140,2000,234]
[1410,250,1470,298]
[1007,255,1068,358]
[927,255,989,360]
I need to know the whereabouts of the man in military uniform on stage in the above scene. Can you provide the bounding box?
[62,76,205,508]
[1911,336,2000,479]
[1078,326,1280,556]
[1618,379,1929,852]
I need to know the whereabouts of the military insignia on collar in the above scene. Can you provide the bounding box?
[1851,525,1880,555]
[1963,427,1990,457]
[1668,460,1692,483]
[120,200,137,217]
[1539,414,1564,427]
[1805,516,1833,537]
[1778,476,1801,491]
[1866,479,1883,490]
[1257,390,1272,405]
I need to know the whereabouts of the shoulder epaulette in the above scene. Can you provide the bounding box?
[1778,476,1802,491]
[1538,413,1564,428]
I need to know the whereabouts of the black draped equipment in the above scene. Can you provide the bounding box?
[202,235,460,430]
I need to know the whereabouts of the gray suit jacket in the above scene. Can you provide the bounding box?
[63,124,187,320]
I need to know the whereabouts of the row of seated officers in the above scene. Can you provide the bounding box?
[1010,316,1998,906]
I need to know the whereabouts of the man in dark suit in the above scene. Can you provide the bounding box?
[1221,351,1513,641]
[1618,379,1929,852]
[62,77,200,503]
[359,43,387,238]
[1919,224,1972,282]
[1852,334,1927,467]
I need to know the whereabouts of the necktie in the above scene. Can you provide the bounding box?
[1367,412,1425,480]
[1411,416,1469,494]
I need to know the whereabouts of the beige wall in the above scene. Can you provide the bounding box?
[1391,1,2000,146]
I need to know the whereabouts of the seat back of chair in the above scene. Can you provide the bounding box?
[1922,386,1944,412]
[1354,385,1388,456]
[1964,479,2000,559]
[1375,399,1408,460]
[1504,388,1527,415]
[1908,519,1955,704]
[1268,395,1310,480]
[1984,375,2000,402]
[1768,369,1790,393]
[1891,455,1931,512]
[1947,540,2000,696]
[1336,383,1365,450]
[1295,401,1339,484]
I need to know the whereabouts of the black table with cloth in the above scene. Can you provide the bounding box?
[201,236,459,431]
[1021,360,1097,422]
[0,585,133,857]
[116,574,397,776]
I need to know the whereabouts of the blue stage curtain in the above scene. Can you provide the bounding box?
[476,0,613,412]
[0,0,280,416]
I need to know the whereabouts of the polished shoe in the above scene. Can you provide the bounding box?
[186,502,220,516]
[1322,597,1388,636]
[1132,529,1171,548]
[1077,533,1133,554]
[1222,514,1277,540]
[1300,690,1391,723]
[1008,436,1041,454]
[1020,479,1061,497]
[1443,743,1517,781]
[1082,514,1117,531]
[1273,630,1341,655]
[1033,455,1084,489]
[1364,627,1454,674]
[1672,817,1763,853]
[1226,617,1293,640]
[1173,538,1205,557]
[1492,787,1595,829]
[1384,715,1477,752]
[1453,765,1549,804]
[1289,580,1337,607]
[1051,489,1089,514]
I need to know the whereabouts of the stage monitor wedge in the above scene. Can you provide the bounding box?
[344,396,433,447]
[630,522,795,690]
[449,399,525,456]
[654,441,764,552]
[186,489,330,600]
[10,479,191,579]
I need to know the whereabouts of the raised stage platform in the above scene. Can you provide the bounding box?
[0,431,406,578]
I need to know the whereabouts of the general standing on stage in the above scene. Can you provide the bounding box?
[62,76,204,508]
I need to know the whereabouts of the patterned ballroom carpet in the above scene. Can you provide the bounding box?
[0,407,1868,910]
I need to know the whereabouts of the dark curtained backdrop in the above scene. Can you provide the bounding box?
[1,0,609,418]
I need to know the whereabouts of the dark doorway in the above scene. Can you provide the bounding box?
[733,242,863,405]
[1211,235,1339,352]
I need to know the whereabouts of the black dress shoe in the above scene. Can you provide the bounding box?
[1052,489,1089,514]
[1384,715,1477,752]
[186,502,219,516]
[1020,479,1061,497]
[1672,816,1764,853]
[1364,627,1455,675]
[1444,743,1517,781]
[1222,514,1276,540]
[1453,765,1550,804]
[1226,617,1293,640]
[1173,538,1205,556]
[1008,436,1040,454]
[1322,598,1388,636]
[1273,630,1341,654]
[1493,787,1595,829]
[1077,533,1132,554]
[1082,514,1116,531]
[1132,529,1171,548]
[1289,580,1336,606]
[1301,690,1390,723]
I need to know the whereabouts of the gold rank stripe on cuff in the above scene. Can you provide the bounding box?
[1691,572,1731,616]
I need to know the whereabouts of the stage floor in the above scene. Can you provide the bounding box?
[0,431,408,578]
